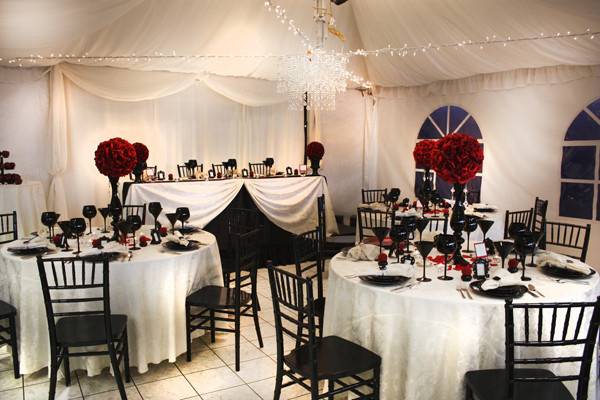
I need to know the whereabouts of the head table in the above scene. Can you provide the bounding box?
[324,251,600,400]
[0,230,222,376]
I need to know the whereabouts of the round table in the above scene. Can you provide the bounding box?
[324,251,600,400]
[0,230,223,376]
[0,181,47,237]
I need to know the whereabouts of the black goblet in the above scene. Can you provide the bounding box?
[401,216,417,253]
[508,222,527,264]
[435,233,456,281]
[494,240,515,269]
[528,230,544,267]
[415,217,429,242]
[430,193,441,213]
[69,218,86,255]
[126,215,142,250]
[477,219,494,241]
[176,207,190,231]
[57,220,72,252]
[82,205,97,235]
[99,207,110,233]
[389,225,408,263]
[514,231,535,281]
[415,240,435,282]
[117,220,133,247]
[166,213,178,234]
[148,202,162,230]
[463,215,479,253]
[371,226,390,255]
[41,212,59,239]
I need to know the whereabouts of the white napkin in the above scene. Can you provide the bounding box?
[382,262,415,278]
[8,236,50,250]
[346,244,380,261]
[79,241,129,257]
[166,231,190,247]
[481,268,522,290]
[536,252,590,274]
[358,202,388,212]
[396,208,419,217]
[472,203,498,211]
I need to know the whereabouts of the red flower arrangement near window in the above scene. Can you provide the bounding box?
[306,141,325,160]
[94,138,137,178]
[0,150,22,185]
[412,140,436,170]
[431,133,483,184]
[133,142,149,164]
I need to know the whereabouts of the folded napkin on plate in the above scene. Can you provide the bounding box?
[396,208,419,217]
[346,244,380,261]
[79,241,129,257]
[8,236,50,250]
[383,263,414,278]
[536,252,590,274]
[358,202,387,212]
[166,232,190,247]
[481,269,522,291]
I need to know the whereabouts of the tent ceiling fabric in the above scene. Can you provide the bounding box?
[1,0,599,87]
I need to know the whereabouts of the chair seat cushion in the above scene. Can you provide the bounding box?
[187,285,252,308]
[465,369,574,400]
[0,300,16,318]
[56,315,127,347]
[284,336,380,380]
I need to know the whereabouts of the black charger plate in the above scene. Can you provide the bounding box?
[358,275,410,286]
[541,264,595,280]
[7,247,50,256]
[178,226,201,234]
[162,240,200,252]
[470,280,528,299]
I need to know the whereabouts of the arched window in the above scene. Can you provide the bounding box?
[560,98,600,220]
[415,105,483,201]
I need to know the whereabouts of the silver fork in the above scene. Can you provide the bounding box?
[391,282,420,292]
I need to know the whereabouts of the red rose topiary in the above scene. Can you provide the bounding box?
[94,137,137,178]
[377,253,388,264]
[431,133,483,184]
[133,142,149,164]
[413,140,436,170]
[306,141,325,160]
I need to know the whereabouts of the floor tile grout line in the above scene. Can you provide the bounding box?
[173,360,202,399]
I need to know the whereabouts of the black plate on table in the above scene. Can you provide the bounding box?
[7,246,50,256]
[470,280,528,299]
[178,226,201,235]
[358,275,411,286]
[474,207,496,213]
[80,252,123,262]
[162,240,201,252]
[541,264,596,280]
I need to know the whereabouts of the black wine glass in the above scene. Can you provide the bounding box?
[82,205,97,235]
[41,212,59,239]
[477,219,494,241]
[514,231,535,281]
[508,222,527,265]
[401,216,417,254]
[371,227,390,255]
[389,225,408,263]
[463,215,479,253]
[99,207,110,233]
[57,220,72,252]
[126,215,142,250]
[69,218,86,255]
[435,233,456,281]
[176,207,190,231]
[494,240,515,269]
[117,220,133,247]
[528,230,544,267]
[166,213,178,234]
[148,202,162,230]
[415,240,435,282]
[415,217,430,242]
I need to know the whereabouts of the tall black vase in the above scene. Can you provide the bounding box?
[133,162,146,183]
[310,158,321,176]
[450,183,468,264]
[108,176,123,241]
[418,169,434,209]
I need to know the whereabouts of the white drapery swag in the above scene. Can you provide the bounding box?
[127,177,339,236]
[47,63,290,217]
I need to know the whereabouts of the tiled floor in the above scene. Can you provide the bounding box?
[0,266,322,400]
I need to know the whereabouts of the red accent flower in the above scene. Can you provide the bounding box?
[1,162,15,170]
[460,265,473,276]
[94,138,137,178]
[432,133,483,185]
[14,174,22,185]
[133,142,149,164]
[508,258,519,269]
[159,227,168,237]
[413,140,436,170]
[52,234,62,246]
[306,141,325,160]
[1,150,9,157]
[139,235,150,247]
[92,239,102,248]
[377,253,388,264]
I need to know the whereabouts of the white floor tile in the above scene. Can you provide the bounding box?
[213,342,266,365]
[0,387,23,400]
[136,375,197,400]
[175,350,225,375]
[24,380,82,399]
[84,386,141,400]
[201,333,248,349]
[234,357,276,384]
[241,321,276,343]
[0,370,21,391]
[249,377,308,400]
[132,360,181,385]
[200,384,261,400]
[185,366,244,395]
[76,368,133,396]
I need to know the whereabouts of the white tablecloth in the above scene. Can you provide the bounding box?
[0,230,222,375]
[127,176,338,236]
[324,251,600,400]
[0,181,47,238]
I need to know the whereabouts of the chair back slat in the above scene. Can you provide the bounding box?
[357,208,395,242]
[0,211,18,244]
[532,197,548,234]
[317,194,326,249]
[544,221,591,262]
[211,163,225,175]
[123,204,147,225]
[293,229,323,300]
[504,209,533,239]
[361,188,387,204]
[505,298,600,399]
[249,162,270,176]
[427,215,448,233]
[177,162,202,178]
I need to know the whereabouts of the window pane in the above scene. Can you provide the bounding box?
[589,98,600,120]
[565,110,600,141]
[559,182,594,219]
[449,106,468,133]
[561,146,596,180]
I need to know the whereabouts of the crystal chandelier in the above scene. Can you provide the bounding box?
[277,0,349,111]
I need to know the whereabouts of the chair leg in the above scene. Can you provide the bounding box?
[185,303,192,361]
[327,379,334,400]
[310,379,319,400]
[108,343,127,400]
[252,295,264,348]
[373,365,381,400]
[235,308,241,372]
[8,315,19,379]
[123,329,131,383]
[273,362,283,400]
[465,384,474,400]
[63,347,71,386]
[210,310,216,343]
[48,354,59,400]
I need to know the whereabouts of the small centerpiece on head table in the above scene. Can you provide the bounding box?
[0,150,22,185]
[412,139,437,209]
[132,142,149,183]
[306,141,325,176]
[431,133,484,265]
[94,137,137,241]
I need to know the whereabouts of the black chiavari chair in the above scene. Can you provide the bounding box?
[268,262,381,400]
[186,229,263,371]
[317,195,355,258]
[122,204,146,225]
[293,229,325,338]
[36,255,130,400]
[211,163,225,176]
[504,209,533,239]
[361,188,388,204]
[177,163,202,179]
[427,215,449,233]
[357,207,395,242]
[0,301,19,379]
[544,221,591,262]
[249,162,270,176]
[532,197,548,234]
[0,211,17,244]
[465,297,600,400]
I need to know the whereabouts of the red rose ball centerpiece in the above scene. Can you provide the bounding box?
[94,137,137,240]
[413,139,437,209]
[132,142,150,183]
[306,141,325,176]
